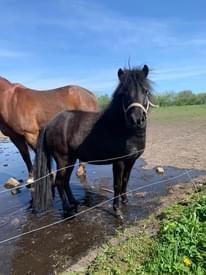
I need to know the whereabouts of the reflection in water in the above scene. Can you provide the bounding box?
[0,141,206,274]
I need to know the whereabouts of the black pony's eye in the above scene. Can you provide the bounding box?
[143,87,148,94]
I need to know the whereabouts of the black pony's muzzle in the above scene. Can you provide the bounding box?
[127,109,146,128]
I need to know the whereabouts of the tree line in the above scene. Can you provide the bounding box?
[98,91,206,108]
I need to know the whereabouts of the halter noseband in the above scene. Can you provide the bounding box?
[124,100,158,116]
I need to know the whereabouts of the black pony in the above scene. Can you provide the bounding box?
[33,65,153,217]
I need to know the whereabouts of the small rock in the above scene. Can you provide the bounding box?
[4,177,21,189]
[136,191,147,198]
[11,218,20,226]
[167,187,174,194]
[156,166,164,175]
[4,177,21,195]
[11,188,21,195]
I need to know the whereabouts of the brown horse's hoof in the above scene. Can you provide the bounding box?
[76,165,86,177]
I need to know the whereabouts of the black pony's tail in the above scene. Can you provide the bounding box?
[32,127,53,212]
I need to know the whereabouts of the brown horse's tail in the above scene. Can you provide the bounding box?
[32,127,53,212]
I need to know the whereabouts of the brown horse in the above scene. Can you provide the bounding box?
[0,76,98,182]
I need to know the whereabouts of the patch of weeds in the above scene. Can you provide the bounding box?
[141,194,206,274]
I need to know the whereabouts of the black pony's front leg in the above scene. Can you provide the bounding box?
[112,161,124,217]
[121,158,136,204]
[64,156,78,213]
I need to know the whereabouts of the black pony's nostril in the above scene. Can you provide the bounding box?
[130,113,138,125]
[129,113,146,127]
[141,114,146,123]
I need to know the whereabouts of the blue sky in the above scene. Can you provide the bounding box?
[0,0,206,95]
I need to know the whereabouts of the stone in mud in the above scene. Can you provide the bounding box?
[11,218,20,226]
[4,177,21,195]
[136,191,147,198]
[156,166,164,175]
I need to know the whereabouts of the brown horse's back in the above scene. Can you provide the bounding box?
[0,81,98,147]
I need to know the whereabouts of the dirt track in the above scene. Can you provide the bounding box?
[145,120,206,170]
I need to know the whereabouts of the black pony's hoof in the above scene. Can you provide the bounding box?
[121,197,128,205]
[63,203,78,218]
[32,208,38,214]
[115,209,124,220]
[70,202,78,213]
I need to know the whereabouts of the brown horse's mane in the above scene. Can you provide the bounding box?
[0,76,12,85]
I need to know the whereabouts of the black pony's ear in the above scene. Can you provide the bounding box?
[142,65,149,78]
[118,68,124,81]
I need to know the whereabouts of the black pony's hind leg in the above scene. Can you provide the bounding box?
[121,158,136,204]
[112,161,124,218]
[64,156,78,212]
[54,154,78,217]
[54,155,71,216]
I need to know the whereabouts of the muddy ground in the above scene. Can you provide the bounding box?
[0,119,206,275]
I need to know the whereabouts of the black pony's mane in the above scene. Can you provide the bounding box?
[109,67,153,109]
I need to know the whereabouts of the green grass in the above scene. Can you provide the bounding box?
[149,104,206,123]
[87,187,206,274]
[87,233,153,274]
[141,195,206,274]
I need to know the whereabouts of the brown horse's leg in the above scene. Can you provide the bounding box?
[112,161,125,218]
[10,135,33,182]
[121,158,136,204]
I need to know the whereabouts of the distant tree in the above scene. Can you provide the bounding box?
[98,94,110,109]
[195,93,206,104]
[154,90,206,106]
[155,92,176,106]
[175,90,196,105]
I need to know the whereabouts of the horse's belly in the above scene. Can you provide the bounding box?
[78,142,144,165]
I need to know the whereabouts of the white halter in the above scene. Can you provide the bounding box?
[124,100,158,116]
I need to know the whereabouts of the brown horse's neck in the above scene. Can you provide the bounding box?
[0,76,12,91]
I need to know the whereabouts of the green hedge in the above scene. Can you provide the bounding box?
[98,91,206,108]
